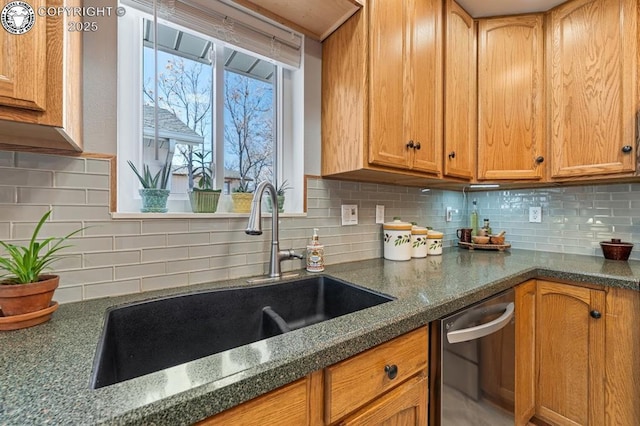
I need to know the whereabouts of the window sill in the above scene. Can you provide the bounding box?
[110,212,308,220]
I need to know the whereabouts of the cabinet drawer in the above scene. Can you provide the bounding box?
[198,377,309,425]
[325,326,428,424]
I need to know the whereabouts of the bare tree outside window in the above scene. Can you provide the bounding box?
[224,71,274,192]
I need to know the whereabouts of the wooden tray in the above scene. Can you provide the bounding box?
[458,241,511,251]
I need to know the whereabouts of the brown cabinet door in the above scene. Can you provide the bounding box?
[0,0,47,112]
[369,0,442,174]
[549,0,637,178]
[406,0,442,175]
[443,0,476,180]
[536,281,605,426]
[477,15,545,180]
[340,374,428,426]
[368,0,409,169]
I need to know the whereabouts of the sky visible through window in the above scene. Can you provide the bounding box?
[143,42,274,192]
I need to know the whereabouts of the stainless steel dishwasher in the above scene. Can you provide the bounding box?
[430,289,515,425]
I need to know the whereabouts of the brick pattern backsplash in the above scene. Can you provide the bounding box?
[0,152,464,303]
[467,184,640,260]
[5,151,639,304]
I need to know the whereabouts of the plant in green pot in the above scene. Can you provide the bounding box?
[231,179,254,213]
[0,210,83,330]
[128,157,172,213]
[266,180,291,213]
[189,151,221,213]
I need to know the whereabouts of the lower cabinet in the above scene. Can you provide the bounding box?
[515,279,640,426]
[198,326,429,425]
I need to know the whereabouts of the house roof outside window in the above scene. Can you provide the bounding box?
[143,105,205,146]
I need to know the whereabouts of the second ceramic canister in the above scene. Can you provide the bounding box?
[382,219,412,261]
[411,226,429,258]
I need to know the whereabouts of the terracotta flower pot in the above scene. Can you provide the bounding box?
[0,275,59,317]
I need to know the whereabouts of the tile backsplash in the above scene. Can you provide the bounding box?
[2,150,640,304]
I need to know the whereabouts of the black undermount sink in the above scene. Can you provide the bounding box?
[90,275,394,389]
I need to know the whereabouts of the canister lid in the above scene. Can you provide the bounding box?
[427,230,444,238]
[383,218,412,230]
[411,225,429,235]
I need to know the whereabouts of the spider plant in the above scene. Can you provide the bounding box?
[0,210,84,284]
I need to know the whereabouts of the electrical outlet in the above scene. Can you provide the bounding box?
[529,206,542,223]
[341,204,358,226]
[376,205,385,224]
[445,207,453,222]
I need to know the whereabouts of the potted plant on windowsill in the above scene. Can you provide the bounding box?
[128,157,172,213]
[0,210,83,330]
[231,179,254,213]
[189,151,221,213]
[266,180,291,213]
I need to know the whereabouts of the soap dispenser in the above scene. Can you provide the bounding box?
[306,228,325,272]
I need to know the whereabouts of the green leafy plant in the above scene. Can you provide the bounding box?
[127,158,172,189]
[233,179,253,193]
[275,179,292,196]
[192,151,219,191]
[0,211,84,284]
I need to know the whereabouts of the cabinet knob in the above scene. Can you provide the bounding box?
[384,364,398,380]
[535,156,544,164]
[590,310,602,319]
[406,140,415,149]
[448,151,456,159]
[621,145,633,153]
[414,142,421,150]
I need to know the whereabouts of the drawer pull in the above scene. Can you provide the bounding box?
[590,309,602,319]
[384,364,398,380]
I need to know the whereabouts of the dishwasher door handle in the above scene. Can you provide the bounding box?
[446,302,514,344]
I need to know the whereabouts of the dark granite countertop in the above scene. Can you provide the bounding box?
[1,249,638,425]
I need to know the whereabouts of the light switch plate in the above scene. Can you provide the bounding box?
[341,204,358,226]
[529,206,542,223]
[376,205,385,224]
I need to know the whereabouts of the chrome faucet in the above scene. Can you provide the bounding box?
[245,181,302,278]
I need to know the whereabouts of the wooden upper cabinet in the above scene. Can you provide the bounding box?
[368,0,442,175]
[443,0,476,180]
[0,0,47,112]
[548,0,637,179]
[535,281,605,426]
[477,15,545,180]
[0,0,83,152]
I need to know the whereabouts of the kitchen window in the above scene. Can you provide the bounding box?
[116,1,304,214]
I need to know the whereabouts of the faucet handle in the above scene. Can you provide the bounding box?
[280,249,303,260]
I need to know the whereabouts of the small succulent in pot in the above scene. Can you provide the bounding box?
[127,155,173,213]
[0,210,84,324]
[267,179,291,213]
[189,151,221,213]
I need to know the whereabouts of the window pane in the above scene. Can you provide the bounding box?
[143,20,212,196]
[224,48,275,193]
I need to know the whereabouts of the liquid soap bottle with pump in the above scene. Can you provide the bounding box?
[306,228,325,272]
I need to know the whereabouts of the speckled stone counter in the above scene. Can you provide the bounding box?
[1,249,638,425]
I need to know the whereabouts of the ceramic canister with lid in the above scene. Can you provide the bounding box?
[411,226,429,258]
[427,230,444,255]
[383,219,412,261]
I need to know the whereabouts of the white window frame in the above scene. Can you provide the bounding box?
[116,6,304,215]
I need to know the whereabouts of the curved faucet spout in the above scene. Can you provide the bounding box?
[245,181,277,236]
[245,181,294,278]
